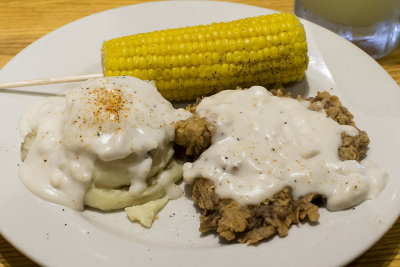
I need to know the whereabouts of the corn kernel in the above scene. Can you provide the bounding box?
[117,57,126,70]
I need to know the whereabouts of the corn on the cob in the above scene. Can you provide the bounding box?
[102,13,308,101]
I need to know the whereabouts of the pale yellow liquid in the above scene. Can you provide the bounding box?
[301,0,398,27]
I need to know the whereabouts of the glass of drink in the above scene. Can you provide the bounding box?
[294,0,400,59]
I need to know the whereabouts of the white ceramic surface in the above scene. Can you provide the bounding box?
[0,2,399,267]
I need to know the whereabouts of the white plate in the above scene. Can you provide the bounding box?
[0,1,399,266]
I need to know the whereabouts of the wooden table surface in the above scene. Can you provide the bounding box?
[0,0,399,266]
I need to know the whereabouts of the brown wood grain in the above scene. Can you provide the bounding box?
[0,1,399,266]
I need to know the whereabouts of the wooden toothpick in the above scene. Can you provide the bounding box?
[0,73,104,89]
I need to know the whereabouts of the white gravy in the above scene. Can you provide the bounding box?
[19,77,190,210]
[183,86,387,211]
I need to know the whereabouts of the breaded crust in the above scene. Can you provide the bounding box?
[193,178,320,244]
[174,114,213,157]
[308,91,369,161]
